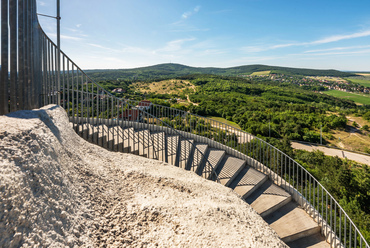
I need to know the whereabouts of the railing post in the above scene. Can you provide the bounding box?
[56,0,61,105]
[9,0,17,112]
[1,0,9,115]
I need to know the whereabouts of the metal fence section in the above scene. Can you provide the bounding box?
[0,0,369,247]
[121,102,370,248]
[0,0,44,114]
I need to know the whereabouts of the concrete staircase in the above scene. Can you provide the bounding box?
[73,121,330,248]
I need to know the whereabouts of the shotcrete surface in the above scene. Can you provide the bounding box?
[0,105,287,247]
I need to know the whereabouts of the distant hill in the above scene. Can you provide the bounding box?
[85,63,356,82]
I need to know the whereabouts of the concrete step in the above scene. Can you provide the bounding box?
[178,139,195,169]
[216,155,246,186]
[286,232,329,248]
[136,129,155,159]
[198,148,226,179]
[166,134,180,166]
[150,131,166,162]
[245,180,291,218]
[264,201,321,244]
[229,166,268,199]
[114,142,130,153]
[187,143,208,172]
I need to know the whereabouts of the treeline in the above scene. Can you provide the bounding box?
[295,150,370,241]
[85,63,356,82]
[186,75,356,143]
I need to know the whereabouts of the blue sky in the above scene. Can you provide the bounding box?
[37,0,370,71]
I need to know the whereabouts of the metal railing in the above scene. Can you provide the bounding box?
[122,100,370,248]
[1,0,43,114]
[0,0,369,247]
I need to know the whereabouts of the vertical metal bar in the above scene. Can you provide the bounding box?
[325,190,328,236]
[330,197,333,247]
[67,56,70,115]
[349,222,352,248]
[301,164,303,199]
[71,64,75,126]
[9,0,18,112]
[30,0,35,109]
[1,0,9,114]
[18,0,25,110]
[25,0,31,108]
[344,216,347,248]
[30,0,36,108]
[284,155,287,190]
[62,54,65,109]
[321,187,324,234]
[317,182,319,223]
[56,0,61,105]
[47,41,51,104]
[339,209,342,247]
[334,203,337,247]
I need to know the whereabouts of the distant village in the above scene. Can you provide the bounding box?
[242,73,370,94]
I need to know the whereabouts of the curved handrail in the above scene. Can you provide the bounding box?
[119,98,370,247]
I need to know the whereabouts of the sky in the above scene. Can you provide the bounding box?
[37,0,370,71]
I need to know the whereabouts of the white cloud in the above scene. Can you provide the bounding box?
[304,49,370,56]
[76,24,82,28]
[304,45,370,53]
[242,29,370,53]
[310,30,370,45]
[155,38,196,53]
[182,6,201,19]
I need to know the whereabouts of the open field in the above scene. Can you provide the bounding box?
[348,78,370,87]
[356,73,370,77]
[324,116,370,153]
[308,76,347,82]
[251,70,270,76]
[130,79,195,95]
[322,90,370,105]
[207,116,241,129]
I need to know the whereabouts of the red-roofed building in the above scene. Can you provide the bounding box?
[119,109,141,121]
[136,100,152,110]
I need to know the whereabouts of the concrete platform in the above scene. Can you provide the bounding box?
[230,166,268,199]
[286,232,329,248]
[265,201,321,243]
[188,143,208,172]
[245,180,291,218]
[166,135,180,166]
[216,156,246,186]
[179,139,195,169]
[197,148,225,178]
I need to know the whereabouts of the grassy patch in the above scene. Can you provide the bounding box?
[130,79,194,95]
[251,70,270,76]
[348,78,370,87]
[323,90,370,105]
[207,116,241,129]
[323,116,370,153]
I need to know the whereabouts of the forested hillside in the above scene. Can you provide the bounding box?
[86,63,356,82]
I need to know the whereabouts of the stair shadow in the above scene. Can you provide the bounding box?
[245,180,290,204]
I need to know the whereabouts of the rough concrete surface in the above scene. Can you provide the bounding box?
[0,105,287,248]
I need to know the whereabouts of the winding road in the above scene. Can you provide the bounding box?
[291,141,370,165]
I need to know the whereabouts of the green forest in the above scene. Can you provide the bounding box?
[85,63,356,82]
